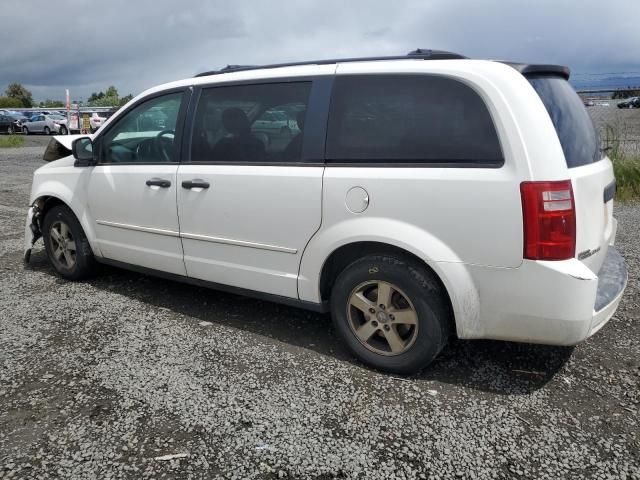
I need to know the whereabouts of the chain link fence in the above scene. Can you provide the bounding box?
[588,105,640,158]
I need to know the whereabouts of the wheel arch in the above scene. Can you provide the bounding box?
[31,192,101,257]
[298,220,482,339]
[320,241,458,331]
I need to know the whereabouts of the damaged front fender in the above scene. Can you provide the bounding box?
[23,200,44,263]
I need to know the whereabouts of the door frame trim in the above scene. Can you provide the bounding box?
[97,220,298,253]
[96,220,180,237]
[180,232,297,254]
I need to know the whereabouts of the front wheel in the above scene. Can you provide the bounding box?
[42,205,96,280]
[44,126,51,135]
[22,126,29,135]
[330,255,451,374]
[59,125,68,135]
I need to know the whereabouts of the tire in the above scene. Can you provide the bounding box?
[280,126,291,135]
[7,125,14,135]
[330,255,451,375]
[59,125,68,135]
[44,126,51,135]
[42,205,96,280]
[22,126,29,135]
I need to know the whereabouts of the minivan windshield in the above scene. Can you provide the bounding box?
[527,75,602,168]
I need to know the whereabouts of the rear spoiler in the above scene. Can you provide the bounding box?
[501,62,570,80]
[43,134,90,162]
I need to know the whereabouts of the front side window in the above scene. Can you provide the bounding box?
[100,92,183,164]
[191,82,311,163]
[326,75,503,165]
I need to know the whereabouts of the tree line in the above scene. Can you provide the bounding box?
[611,88,640,99]
[0,83,134,108]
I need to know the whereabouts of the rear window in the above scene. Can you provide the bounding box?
[326,75,503,165]
[527,75,602,168]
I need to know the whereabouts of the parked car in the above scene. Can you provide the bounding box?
[22,114,69,135]
[25,50,627,374]
[252,110,296,135]
[617,97,640,109]
[0,114,17,134]
[0,113,29,134]
[89,112,107,133]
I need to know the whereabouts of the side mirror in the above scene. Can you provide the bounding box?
[72,137,96,167]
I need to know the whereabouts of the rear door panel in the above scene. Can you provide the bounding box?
[176,74,332,299]
[177,165,323,297]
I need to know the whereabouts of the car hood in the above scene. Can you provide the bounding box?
[42,134,91,162]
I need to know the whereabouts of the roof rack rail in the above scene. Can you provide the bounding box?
[195,49,466,77]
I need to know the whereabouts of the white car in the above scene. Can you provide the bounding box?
[25,50,628,374]
[22,114,69,135]
[89,112,108,133]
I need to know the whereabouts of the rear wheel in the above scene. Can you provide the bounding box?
[44,126,51,135]
[330,255,451,374]
[42,205,96,280]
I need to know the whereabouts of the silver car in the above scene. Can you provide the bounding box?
[22,114,69,135]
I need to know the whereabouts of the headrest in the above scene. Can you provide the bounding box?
[222,107,250,134]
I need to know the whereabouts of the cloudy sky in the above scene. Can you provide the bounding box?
[2,0,639,101]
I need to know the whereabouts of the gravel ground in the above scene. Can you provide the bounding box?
[0,136,638,479]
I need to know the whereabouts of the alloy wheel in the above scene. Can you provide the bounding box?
[49,220,77,270]
[346,280,419,356]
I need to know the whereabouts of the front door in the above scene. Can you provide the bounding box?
[177,80,326,298]
[30,115,45,132]
[86,90,189,275]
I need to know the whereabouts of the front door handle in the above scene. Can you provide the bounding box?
[182,179,210,189]
[146,178,171,188]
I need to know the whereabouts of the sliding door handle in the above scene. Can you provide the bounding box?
[146,178,171,188]
[182,179,210,189]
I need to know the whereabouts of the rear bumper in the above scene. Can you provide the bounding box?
[458,246,627,345]
[589,247,627,337]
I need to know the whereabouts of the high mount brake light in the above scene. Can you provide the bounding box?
[520,180,576,260]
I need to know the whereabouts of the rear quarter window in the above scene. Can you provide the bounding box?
[326,74,503,166]
[527,75,602,168]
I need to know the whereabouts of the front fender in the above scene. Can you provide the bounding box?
[297,217,481,338]
[29,175,102,258]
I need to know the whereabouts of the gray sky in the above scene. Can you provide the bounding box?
[2,0,639,101]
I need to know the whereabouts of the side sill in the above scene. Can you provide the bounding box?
[96,257,329,314]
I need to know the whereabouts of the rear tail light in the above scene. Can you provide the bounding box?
[520,180,576,260]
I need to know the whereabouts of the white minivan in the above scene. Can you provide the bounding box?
[25,50,627,374]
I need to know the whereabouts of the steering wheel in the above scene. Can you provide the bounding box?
[155,129,175,162]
